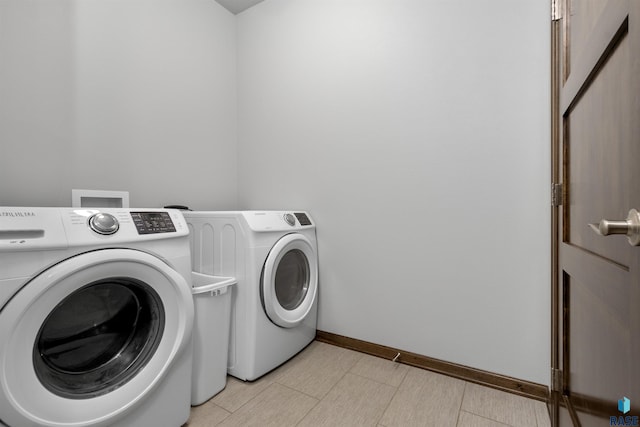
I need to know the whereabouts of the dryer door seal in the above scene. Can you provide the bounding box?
[0,249,193,427]
[261,234,318,328]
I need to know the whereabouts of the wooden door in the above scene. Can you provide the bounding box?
[551,0,640,426]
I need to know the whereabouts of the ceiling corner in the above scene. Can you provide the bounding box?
[214,0,266,15]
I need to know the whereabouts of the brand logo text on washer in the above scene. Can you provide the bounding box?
[0,211,36,217]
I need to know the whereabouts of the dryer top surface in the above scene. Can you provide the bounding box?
[241,211,314,232]
[183,210,315,232]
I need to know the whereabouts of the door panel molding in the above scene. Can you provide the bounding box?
[561,244,629,284]
[561,1,629,113]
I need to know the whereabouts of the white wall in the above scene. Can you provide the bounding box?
[0,0,551,385]
[0,0,237,209]
[237,0,550,384]
[0,1,75,206]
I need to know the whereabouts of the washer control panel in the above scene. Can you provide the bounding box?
[89,213,119,235]
[131,211,176,234]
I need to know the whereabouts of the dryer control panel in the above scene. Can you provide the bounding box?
[293,212,312,226]
[241,211,314,232]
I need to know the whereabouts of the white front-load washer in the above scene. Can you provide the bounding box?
[184,211,318,381]
[0,207,194,427]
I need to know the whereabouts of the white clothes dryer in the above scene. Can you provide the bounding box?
[184,211,318,381]
[0,207,194,427]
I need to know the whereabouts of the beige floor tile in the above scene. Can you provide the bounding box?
[461,383,537,427]
[210,375,275,412]
[350,354,410,387]
[189,340,548,427]
[297,372,397,427]
[273,341,364,399]
[217,382,318,427]
[456,411,511,427]
[379,367,466,427]
[533,400,551,427]
[186,401,230,426]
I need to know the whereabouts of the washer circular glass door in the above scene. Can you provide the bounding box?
[0,249,193,427]
[261,234,318,328]
[33,277,164,399]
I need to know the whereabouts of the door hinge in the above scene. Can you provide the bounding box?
[552,0,562,21]
[552,368,563,391]
[552,183,564,207]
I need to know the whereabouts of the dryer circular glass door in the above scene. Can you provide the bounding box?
[261,233,318,328]
[0,249,193,427]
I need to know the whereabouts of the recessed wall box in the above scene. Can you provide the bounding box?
[71,189,130,208]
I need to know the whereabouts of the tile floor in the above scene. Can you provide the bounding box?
[186,341,551,427]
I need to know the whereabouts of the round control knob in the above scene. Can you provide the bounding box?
[283,213,296,226]
[89,213,119,235]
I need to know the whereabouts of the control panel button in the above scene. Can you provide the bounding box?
[284,213,296,226]
[89,213,119,235]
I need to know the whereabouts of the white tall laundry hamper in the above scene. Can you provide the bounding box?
[190,272,236,406]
